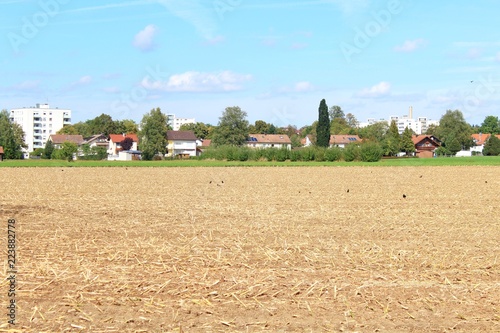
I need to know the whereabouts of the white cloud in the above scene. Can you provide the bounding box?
[293,81,314,92]
[394,39,426,53]
[155,0,218,40]
[356,81,391,98]
[330,0,369,13]
[78,76,92,84]
[291,42,308,50]
[467,48,482,59]
[63,75,92,92]
[133,25,158,52]
[103,87,120,94]
[12,80,40,91]
[141,71,252,92]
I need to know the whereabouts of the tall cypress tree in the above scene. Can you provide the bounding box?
[316,99,330,147]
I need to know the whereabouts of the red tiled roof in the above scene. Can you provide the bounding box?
[412,135,440,147]
[248,134,292,144]
[329,135,361,145]
[472,133,491,146]
[201,139,211,147]
[49,134,84,145]
[109,134,138,143]
[167,130,197,141]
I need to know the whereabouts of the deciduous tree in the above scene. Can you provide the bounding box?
[435,110,473,150]
[139,107,169,160]
[0,110,26,159]
[401,127,416,155]
[212,106,249,146]
[480,115,500,134]
[382,120,401,156]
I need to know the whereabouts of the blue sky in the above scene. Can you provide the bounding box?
[1,0,499,127]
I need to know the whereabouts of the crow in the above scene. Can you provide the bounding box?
[403,194,407,199]
[347,189,350,193]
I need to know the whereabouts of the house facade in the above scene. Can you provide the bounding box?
[247,134,292,150]
[329,135,361,148]
[412,135,441,158]
[166,130,197,158]
[108,134,138,156]
[0,146,4,161]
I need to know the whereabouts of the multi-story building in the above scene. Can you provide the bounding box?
[359,107,439,135]
[10,103,71,157]
[166,113,195,131]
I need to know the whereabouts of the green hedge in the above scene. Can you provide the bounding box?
[198,144,382,163]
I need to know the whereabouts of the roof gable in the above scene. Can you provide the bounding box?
[109,134,138,143]
[329,135,361,145]
[49,134,84,145]
[84,134,107,142]
[167,130,197,141]
[472,133,491,146]
[412,135,440,147]
[248,134,292,144]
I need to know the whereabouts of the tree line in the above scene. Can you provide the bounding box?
[1,103,499,160]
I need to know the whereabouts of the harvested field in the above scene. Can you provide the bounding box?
[1,166,499,332]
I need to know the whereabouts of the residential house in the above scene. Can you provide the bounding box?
[48,134,84,149]
[412,135,441,158]
[0,146,4,161]
[166,130,197,158]
[470,133,500,154]
[108,134,139,156]
[247,134,292,150]
[301,135,313,147]
[83,134,109,149]
[329,135,361,148]
[196,139,212,156]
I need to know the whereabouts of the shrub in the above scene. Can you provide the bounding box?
[225,146,239,161]
[300,147,315,161]
[314,147,326,162]
[275,147,289,162]
[252,148,265,161]
[435,146,451,156]
[31,148,44,158]
[325,147,342,162]
[343,144,360,162]
[289,149,301,162]
[360,142,383,162]
[237,147,250,161]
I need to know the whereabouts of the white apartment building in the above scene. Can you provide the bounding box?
[359,107,439,135]
[166,113,195,131]
[10,103,71,157]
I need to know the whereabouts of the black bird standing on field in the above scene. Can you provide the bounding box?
[403,194,407,199]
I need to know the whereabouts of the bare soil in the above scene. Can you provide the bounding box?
[1,166,499,332]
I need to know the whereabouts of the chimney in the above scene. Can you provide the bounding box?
[409,106,413,119]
